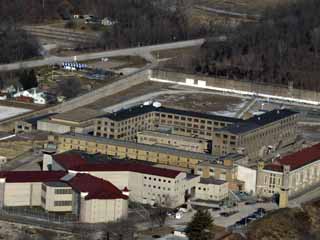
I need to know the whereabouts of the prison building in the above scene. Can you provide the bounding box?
[213,109,299,160]
[57,133,217,169]
[0,171,128,223]
[49,151,202,207]
[38,107,103,134]
[256,143,320,199]
[14,113,56,134]
[93,104,240,142]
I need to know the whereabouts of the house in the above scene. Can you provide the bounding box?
[101,17,116,26]
[13,88,48,105]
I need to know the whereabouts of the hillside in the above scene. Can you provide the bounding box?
[246,200,320,240]
[195,0,320,91]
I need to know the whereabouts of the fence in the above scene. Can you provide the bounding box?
[2,206,78,223]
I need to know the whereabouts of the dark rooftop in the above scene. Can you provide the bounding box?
[53,151,182,178]
[44,181,69,187]
[25,113,57,125]
[100,105,241,123]
[66,173,128,200]
[218,109,298,135]
[200,177,226,185]
[0,171,66,183]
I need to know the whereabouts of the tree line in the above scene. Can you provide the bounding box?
[196,0,320,91]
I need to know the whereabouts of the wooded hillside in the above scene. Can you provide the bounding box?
[196,0,320,90]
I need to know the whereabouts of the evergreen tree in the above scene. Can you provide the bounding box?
[186,209,215,240]
[18,69,38,90]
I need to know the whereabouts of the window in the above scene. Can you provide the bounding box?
[54,201,72,206]
[55,188,73,195]
[41,184,46,192]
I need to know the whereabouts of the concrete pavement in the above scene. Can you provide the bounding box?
[0,39,204,72]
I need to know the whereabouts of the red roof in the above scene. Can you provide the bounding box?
[0,171,66,183]
[66,173,128,200]
[54,153,87,169]
[53,153,181,178]
[265,143,320,172]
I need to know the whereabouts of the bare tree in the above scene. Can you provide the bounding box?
[148,195,174,228]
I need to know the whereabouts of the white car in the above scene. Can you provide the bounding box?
[175,212,183,219]
[178,208,188,213]
[101,57,109,62]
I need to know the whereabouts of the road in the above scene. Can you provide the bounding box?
[194,5,260,19]
[0,39,204,72]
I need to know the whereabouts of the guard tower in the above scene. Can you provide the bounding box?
[279,165,290,208]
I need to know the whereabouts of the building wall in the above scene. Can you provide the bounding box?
[14,121,33,134]
[195,162,236,183]
[4,183,41,207]
[80,197,128,223]
[214,114,298,160]
[257,160,320,198]
[195,182,228,201]
[87,171,188,207]
[137,131,208,153]
[58,135,209,169]
[41,184,73,212]
[236,165,257,194]
[94,108,235,143]
[38,120,71,134]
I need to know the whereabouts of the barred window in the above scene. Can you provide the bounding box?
[54,188,73,195]
[54,201,72,206]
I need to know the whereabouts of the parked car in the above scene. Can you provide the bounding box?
[220,211,239,217]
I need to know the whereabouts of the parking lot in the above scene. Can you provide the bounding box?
[166,201,278,228]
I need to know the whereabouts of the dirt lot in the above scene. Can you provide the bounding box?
[155,92,244,113]
[0,220,74,240]
[86,56,148,70]
[85,82,170,110]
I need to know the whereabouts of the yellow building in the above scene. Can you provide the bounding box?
[94,104,239,141]
[137,130,209,153]
[214,109,298,161]
[57,133,217,169]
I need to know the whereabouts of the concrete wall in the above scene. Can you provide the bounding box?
[37,120,71,134]
[195,182,229,201]
[236,164,257,194]
[80,197,128,223]
[151,69,320,102]
[4,183,41,207]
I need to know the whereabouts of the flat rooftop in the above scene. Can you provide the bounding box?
[99,104,241,123]
[200,177,226,185]
[218,109,298,135]
[51,107,103,123]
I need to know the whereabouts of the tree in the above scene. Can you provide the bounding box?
[185,210,215,240]
[18,69,38,90]
[58,78,81,99]
[148,195,173,228]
